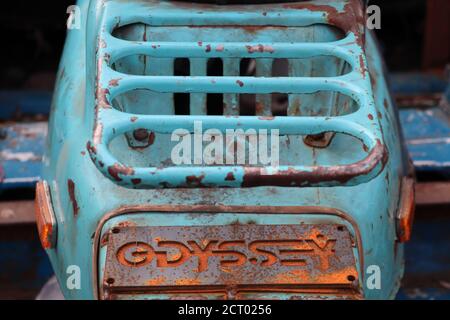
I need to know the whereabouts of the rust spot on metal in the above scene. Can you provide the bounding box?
[283,0,365,47]
[108,78,121,87]
[255,102,265,115]
[116,221,137,228]
[377,111,382,119]
[146,277,167,286]
[96,88,111,109]
[186,174,205,186]
[383,99,389,109]
[131,178,142,185]
[362,144,369,153]
[197,41,203,47]
[130,116,138,122]
[242,140,388,187]
[258,116,275,120]
[205,44,211,52]
[369,68,377,89]
[304,132,335,149]
[245,44,275,54]
[87,141,97,154]
[397,177,415,243]
[93,122,103,145]
[225,172,235,181]
[216,44,224,52]
[67,179,79,216]
[359,55,368,77]
[236,80,244,87]
[100,233,109,247]
[368,114,374,120]
[108,163,135,182]
[148,131,155,145]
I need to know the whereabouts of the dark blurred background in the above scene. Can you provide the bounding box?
[1,0,448,92]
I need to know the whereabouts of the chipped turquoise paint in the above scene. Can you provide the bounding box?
[42,0,408,299]
[89,1,385,188]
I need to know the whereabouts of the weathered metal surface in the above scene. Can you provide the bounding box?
[96,207,365,300]
[87,0,387,188]
[41,0,410,300]
[102,223,359,299]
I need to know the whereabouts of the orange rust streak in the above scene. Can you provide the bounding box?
[397,177,415,242]
[34,181,55,249]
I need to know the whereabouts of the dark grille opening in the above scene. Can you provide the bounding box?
[272,93,288,116]
[272,59,289,116]
[239,58,256,115]
[206,58,224,115]
[174,58,190,115]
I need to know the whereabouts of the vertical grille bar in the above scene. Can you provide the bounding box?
[287,60,306,116]
[149,58,175,114]
[223,58,240,115]
[255,59,273,116]
[190,58,207,115]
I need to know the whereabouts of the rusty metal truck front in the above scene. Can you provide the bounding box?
[35,0,415,300]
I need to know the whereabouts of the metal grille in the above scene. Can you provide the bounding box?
[88,0,387,188]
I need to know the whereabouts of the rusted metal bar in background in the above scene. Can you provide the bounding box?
[415,182,450,205]
[0,200,35,225]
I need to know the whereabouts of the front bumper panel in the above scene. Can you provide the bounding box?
[98,213,361,300]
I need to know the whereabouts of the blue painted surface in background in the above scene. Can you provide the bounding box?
[389,73,447,95]
[0,122,47,190]
[400,107,450,177]
[0,91,52,120]
[397,217,450,300]
[0,234,53,298]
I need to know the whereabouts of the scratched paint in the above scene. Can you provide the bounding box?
[41,0,411,300]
